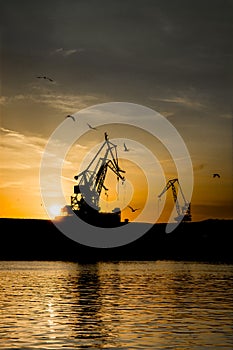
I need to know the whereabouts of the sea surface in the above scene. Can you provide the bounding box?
[0,261,232,350]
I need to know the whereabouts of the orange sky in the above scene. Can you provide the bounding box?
[0,121,232,223]
[1,1,232,223]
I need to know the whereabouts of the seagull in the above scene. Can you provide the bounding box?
[87,123,97,130]
[65,115,75,121]
[213,173,220,178]
[36,76,53,82]
[123,142,129,151]
[127,205,140,212]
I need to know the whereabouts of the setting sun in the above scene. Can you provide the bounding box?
[48,204,62,218]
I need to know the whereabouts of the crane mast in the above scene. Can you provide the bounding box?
[158,178,191,222]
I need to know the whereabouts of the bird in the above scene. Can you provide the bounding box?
[87,123,97,130]
[36,76,53,82]
[213,173,220,178]
[123,142,129,151]
[127,205,140,212]
[65,115,75,121]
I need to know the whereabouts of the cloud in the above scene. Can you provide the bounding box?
[220,114,233,120]
[0,127,46,170]
[159,111,174,119]
[0,181,23,189]
[0,127,77,203]
[0,92,105,113]
[61,175,77,183]
[36,93,102,113]
[0,94,39,107]
[0,96,7,105]
[153,96,204,109]
[51,47,85,57]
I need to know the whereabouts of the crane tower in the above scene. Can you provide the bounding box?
[69,133,126,227]
[158,178,192,222]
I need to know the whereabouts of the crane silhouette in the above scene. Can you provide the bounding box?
[127,205,140,212]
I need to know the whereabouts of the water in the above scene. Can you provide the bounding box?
[0,261,232,349]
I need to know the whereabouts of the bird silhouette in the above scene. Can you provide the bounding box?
[87,123,97,130]
[65,115,75,121]
[128,205,140,212]
[124,142,129,151]
[213,173,220,178]
[36,76,53,82]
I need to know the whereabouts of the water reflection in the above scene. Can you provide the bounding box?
[0,261,232,349]
[75,264,104,345]
[46,301,56,340]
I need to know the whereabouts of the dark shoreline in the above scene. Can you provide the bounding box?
[0,218,232,263]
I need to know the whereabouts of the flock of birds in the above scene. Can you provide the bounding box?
[65,115,102,133]
[65,115,132,153]
[36,75,221,214]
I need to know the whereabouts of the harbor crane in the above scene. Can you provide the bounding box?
[158,178,192,222]
[70,133,126,226]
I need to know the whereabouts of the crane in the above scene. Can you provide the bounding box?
[70,133,126,226]
[158,178,192,222]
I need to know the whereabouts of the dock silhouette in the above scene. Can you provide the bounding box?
[0,218,232,263]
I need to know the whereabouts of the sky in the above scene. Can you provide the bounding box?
[0,0,232,222]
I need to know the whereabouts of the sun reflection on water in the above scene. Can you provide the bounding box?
[0,261,232,349]
[47,301,56,339]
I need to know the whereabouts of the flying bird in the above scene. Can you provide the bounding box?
[127,205,140,212]
[123,142,129,151]
[87,123,97,130]
[213,173,220,178]
[36,76,53,82]
[65,115,75,121]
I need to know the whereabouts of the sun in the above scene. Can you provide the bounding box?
[49,204,62,218]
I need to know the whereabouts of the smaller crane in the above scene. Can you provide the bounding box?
[158,178,191,222]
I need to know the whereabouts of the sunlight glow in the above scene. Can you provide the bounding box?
[48,204,62,218]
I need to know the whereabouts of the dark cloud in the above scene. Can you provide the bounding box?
[1,0,232,109]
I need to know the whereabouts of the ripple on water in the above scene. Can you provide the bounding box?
[0,261,232,349]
